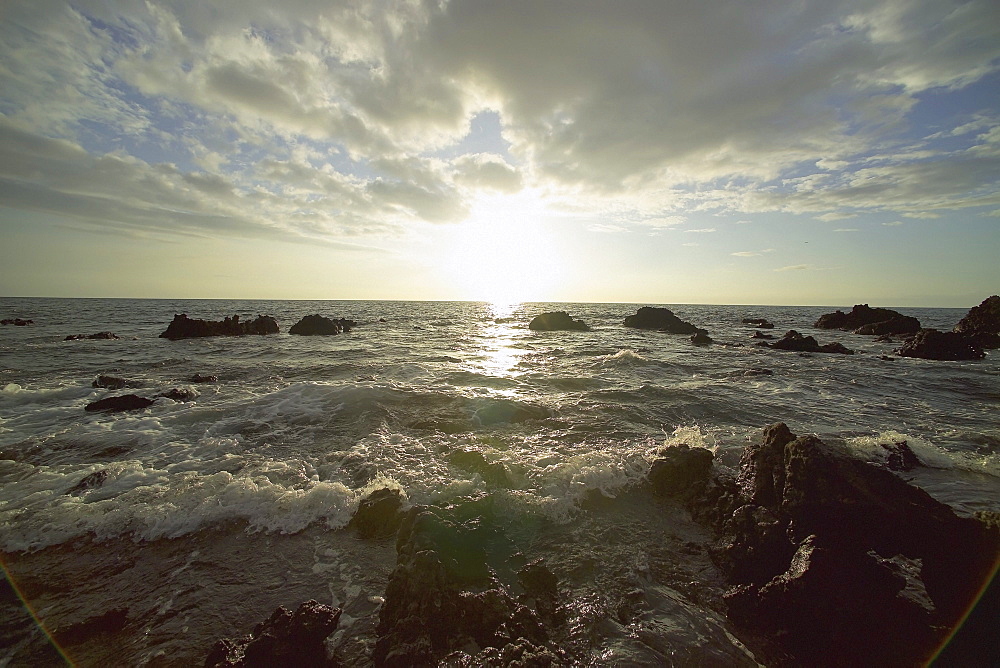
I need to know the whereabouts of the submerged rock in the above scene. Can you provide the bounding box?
[157,388,198,402]
[742,318,774,329]
[766,330,854,354]
[65,332,119,341]
[67,469,110,495]
[528,311,590,331]
[953,295,1000,349]
[623,307,704,334]
[1,318,33,326]
[190,374,218,383]
[85,394,154,412]
[158,314,279,340]
[92,375,132,390]
[814,304,917,334]
[205,600,341,668]
[289,314,356,335]
[896,328,985,361]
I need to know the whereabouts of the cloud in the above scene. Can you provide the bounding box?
[774,264,810,272]
[732,248,776,257]
[882,221,905,226]
[816,212,857,222]
[452,153,522,193]
[684,228,717,234]
[834,228,859,232]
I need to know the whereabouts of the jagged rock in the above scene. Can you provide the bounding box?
[690,331,713,346]
[67,469,110,495]
[742,318,774,329]
[159,314,279,340]
[814,304,916,332]
[623,307,703,334]
[954,295,1000,349]
[528,312,589,332]
[648,445,715,500]
[896,329,985,361]
[1,318,32,326]
[190,374,218,383]
[65,331,119,341]
[157,388,198,402]
[348,487,405,539]
[205,600,341,668]
[854,316,921,336]
[879,440,921,471]
[85,394,154,412]
[92,375,131,390]
[289,314,356,335]
[767,330,854,354]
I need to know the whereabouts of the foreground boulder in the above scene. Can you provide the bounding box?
[289,314,356,336]
[85,394,154,412]
[623,307,704,334]
[954,295,1000,349]
[528,311,589,331]
[765,330,854,354]
[896,328,985,361]
[648,423,1000,666]
[159,314,279,340]
[814,304,919,334]
[205,600,341,668]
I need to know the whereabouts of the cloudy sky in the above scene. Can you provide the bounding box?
[1,0,998,305]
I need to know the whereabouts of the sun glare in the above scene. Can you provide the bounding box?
[438,190,565,303]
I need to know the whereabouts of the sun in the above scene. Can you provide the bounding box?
[438,189,566,303]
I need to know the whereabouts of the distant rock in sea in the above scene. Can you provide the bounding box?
[65,332,120,341]
[158,314,279,340]
[814,304,920,335]
[896,329,985,361]
[85,394,154,412]
[691,331,713,346]
[766,330,854,354]
[1,318,33,326]
[623,306,704,335]
[528,311,590,331]
[742,318,774,329]
[289,314,356,335]
[953,295,1000,349]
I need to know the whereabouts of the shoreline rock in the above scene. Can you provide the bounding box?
[953,295,1000,349]
[159,314,279,340]
[528,311,590,331]
[624,307,705,335]
[896,328,985,361]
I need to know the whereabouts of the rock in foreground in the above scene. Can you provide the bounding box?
[623,307,704,334]
[954,295,1000,349]
[528,311,589,331]
[159,314,279,340]
[289,314,356,335]
[896,328,985,361]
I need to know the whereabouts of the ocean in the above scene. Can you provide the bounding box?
[1,298,998,665]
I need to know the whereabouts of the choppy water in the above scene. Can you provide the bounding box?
[1,298,998,665]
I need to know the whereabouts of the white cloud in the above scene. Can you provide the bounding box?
[774,264,810,272]
[684,228,717,234]
[882,221,905,226]
[732,248,775,257]
[834,228,859,232]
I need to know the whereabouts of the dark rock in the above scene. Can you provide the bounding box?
[159,314,279,340]
[623,307,703,334]
[53,608,128,646]
[874,334,894,342]
[877,355,896,361]
[742,368,773,376]
[742,318,774,329]
[854,316,920,336]
[67,469,110,495]
[205,600,341,668]
[289,314,356,335]
[648,445,715,500]
[190,374,218,383]
[157,388,198,402]
[814,304,915,332]
[1,318,33,326]
[348,487,405,539]
[65,331,120,341]
[85,394,154,412]
[879,440,921,471]
[92,375,131,390]
[448,450,512,487]
[690,331,713,346]
[528,312,590,332]
[896,328,985,361]
[954,295,1000,349]
[749,331,774,339]
[440,637,564,667]
[767,330,854,354]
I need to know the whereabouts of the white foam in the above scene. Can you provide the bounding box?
[600,349,652,366]
[847,430,1000,477]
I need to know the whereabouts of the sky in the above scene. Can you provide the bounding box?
[0,0,998,306]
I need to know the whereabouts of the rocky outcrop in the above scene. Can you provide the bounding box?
[205,600,341,668]
[159,314,279,340]
[954,295,1000,349]
[85,394,154,412]
[289,314,356,336]
[742,318,774,329]
[814,304,920,335]
[765,330,854,354]
[896,328,985,361]
[528,311,589,331]
[65,332,119,341]
[1,318,32,326]
[623,307,704,334]
[648,423,1000,666]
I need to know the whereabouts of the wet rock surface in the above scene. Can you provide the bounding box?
[528,312,590,331]
[896,328,985,360]
[348,488,406,539]
[159,314,279,340]
[623,307,704,334]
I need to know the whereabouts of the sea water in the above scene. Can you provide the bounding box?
[1,299,997,665]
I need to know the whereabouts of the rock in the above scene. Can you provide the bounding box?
[767,330,854,354]
[690,331,713,346]
[205,600,341,668]
[742,318,774,329]
[954,295,1000,349]
[289,314,356,335]
[159,314,279,340]
[814,304,916,332]
[348,487,405,539]
[879,440,920,471]
[1,318,33,326]
[623,307,703,334]
[85,394,154,412]
[742,368,773,376]
[64,332,119,341]
[67,469,110,495]
[92,375,131,390]
[749,331,774,339]
[157,388,198,402]
[854,316,920,336]
[528,311,590,331]
[53,608,128,646]
[190,374,218,383]
[896,328,985,361]
[648,445,715,500]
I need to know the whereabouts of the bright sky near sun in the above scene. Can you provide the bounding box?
[0,0,998,305]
